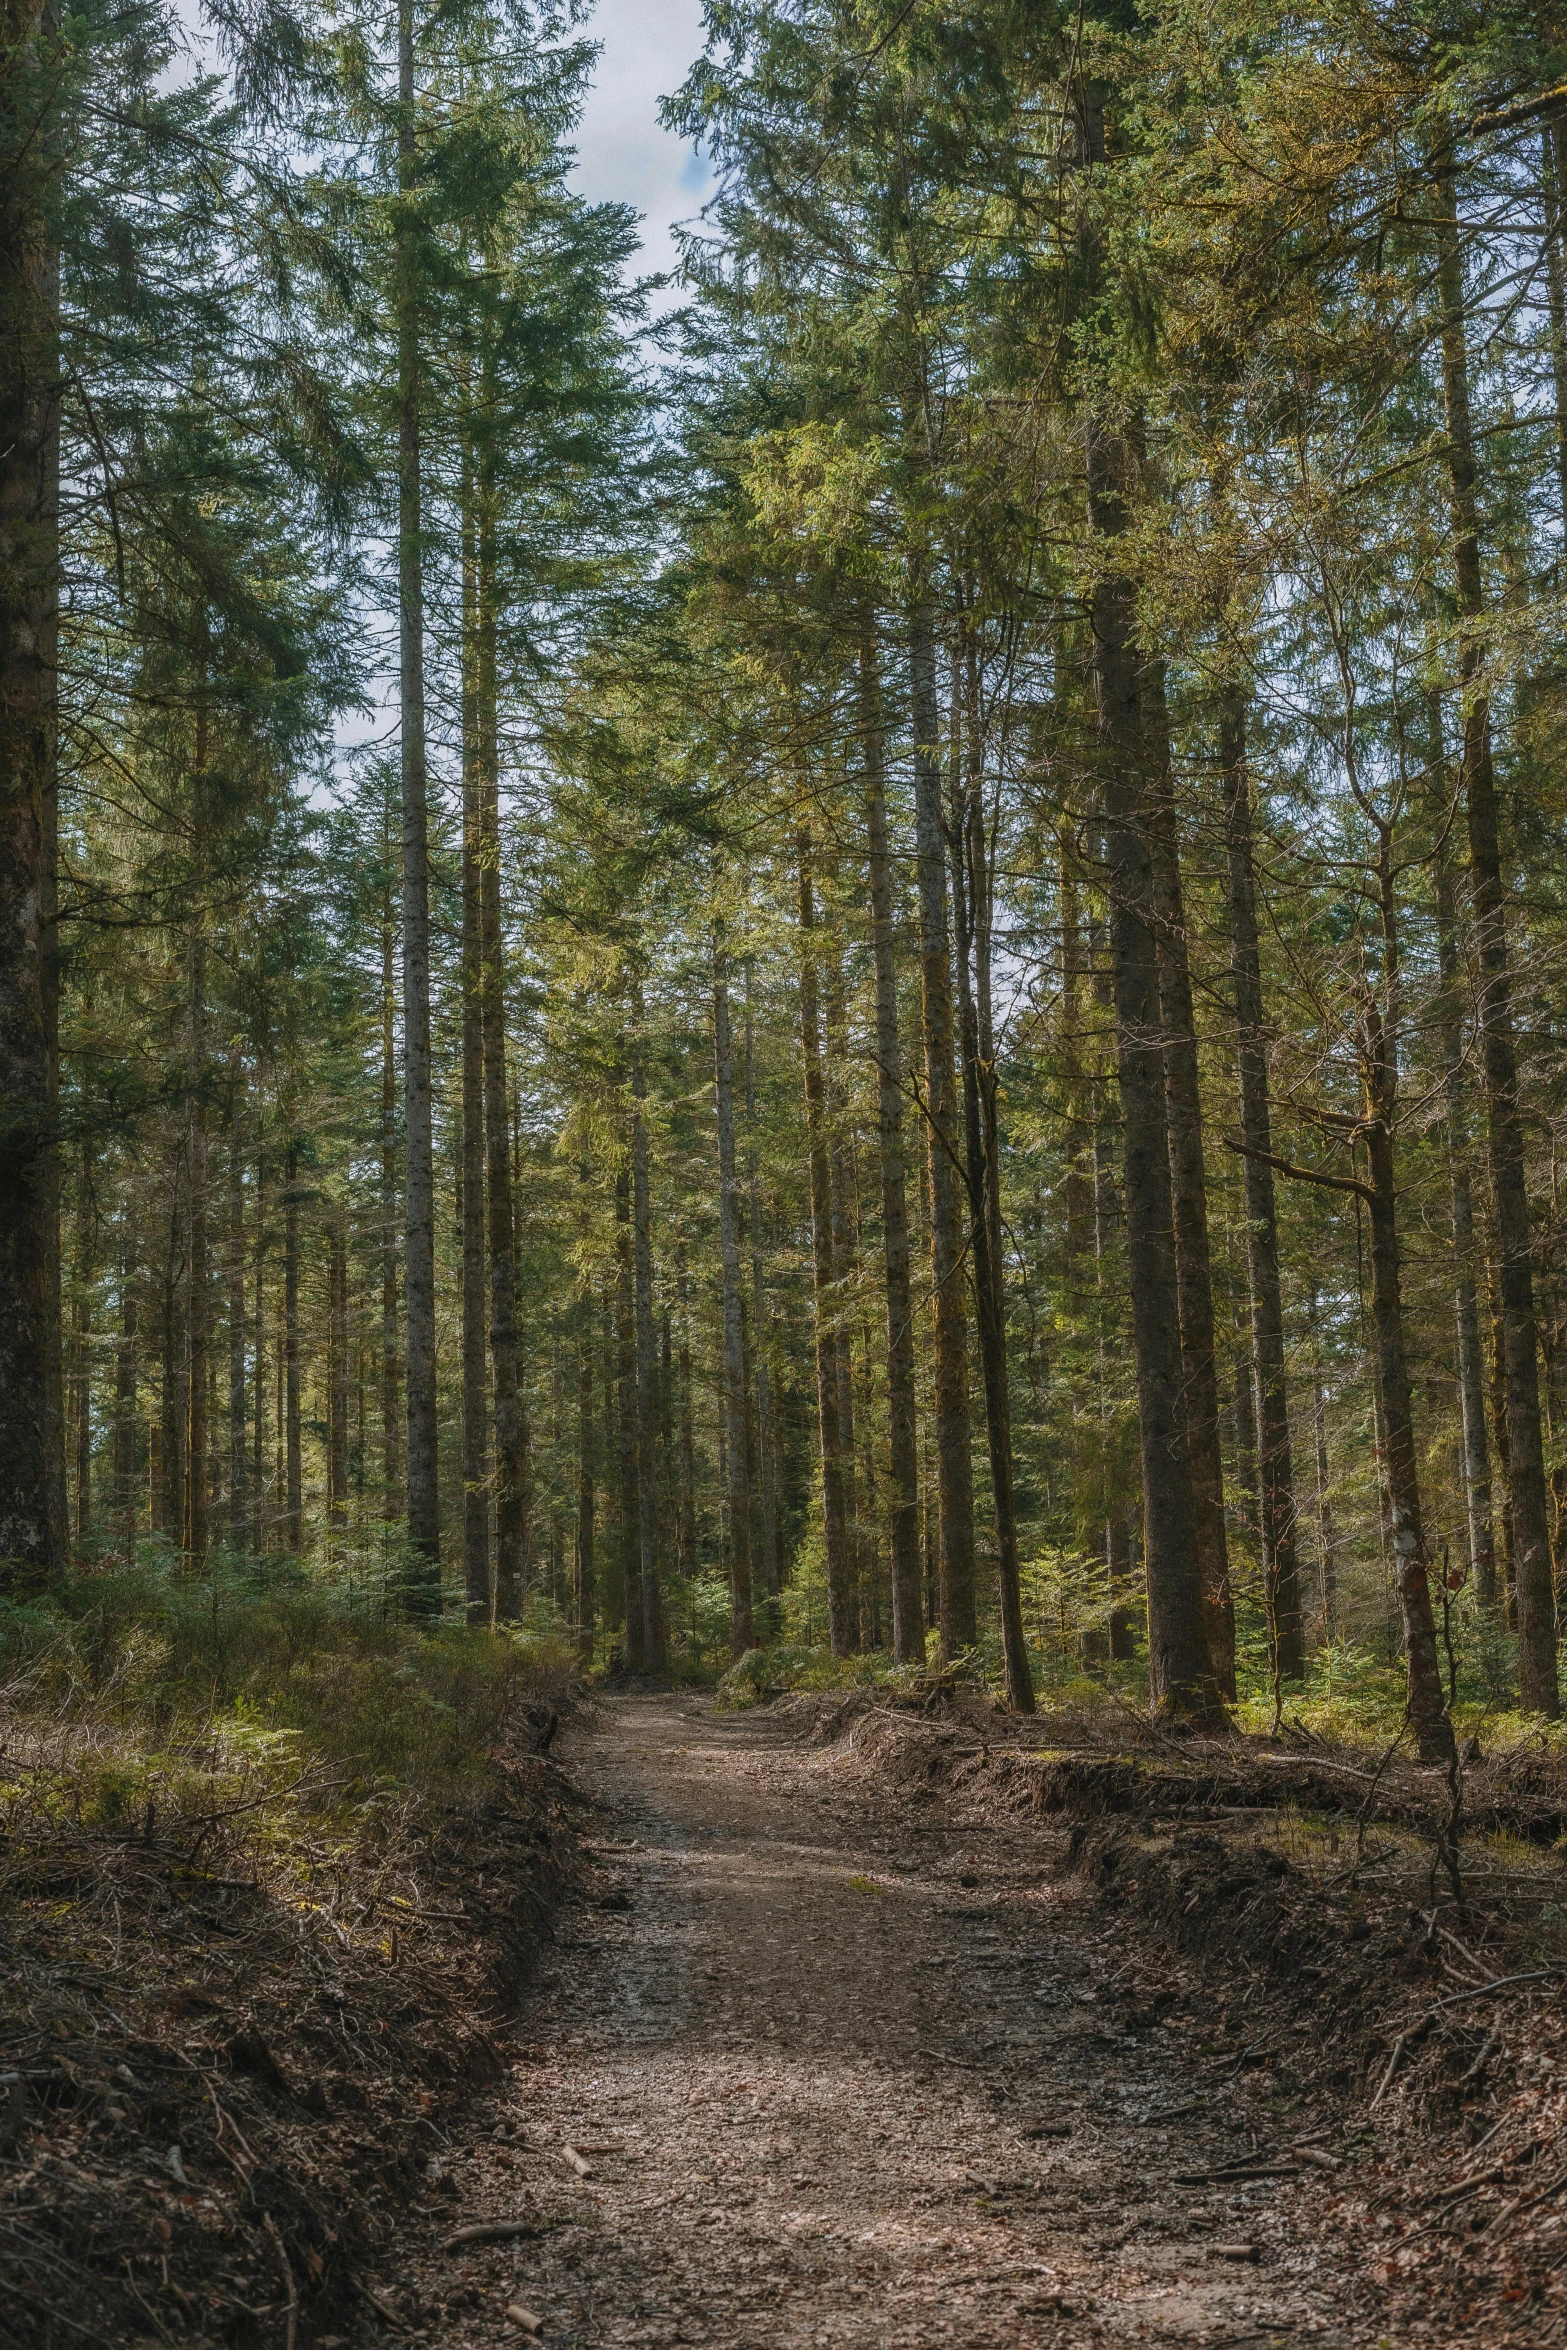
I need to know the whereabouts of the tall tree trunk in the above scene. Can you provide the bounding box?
[860,610,922,1661]
[575,1295,595,1669]
[283,1141,302,1555]
[115,1240,137,1540]
[615,1159,641,1666]
[1058,823,1095,1282]
[714,929,756,1657]
[823,943,862,1653]
[1359,996,1456,1763]
[380,880,399,1516]
[951,644,1034,1712]
[796,832,852,1655]
[252,1152,267,1551]
[273,1277,284,1549]
[1088,892,1136,1659]
[1084,431,1216,1719]
[1541,125,1567,529]
[0,9,61,1589]
[743,965,781,1607]
[1486,1264,1516,1620]
[1434,145,1557,1715]
[1071,73,1216,1718]
[1308,1294,1338,1636]
[328,1204,348,1537]
[632,1003,665,1668]
[856,1299,882,1647]
[1220,684,1298,1689]
[511,1098,534,1611]
[227,1098,247,1552]
[598,1293,620,1636]
[1138,669,1238,1689]
[908,594,977,1656]
[161,1138,187,1545]
[476,450,525,1624]
[459,507,490,1620]
[676,1239,697,1583]
[185,931,209,1574]
[71,1166,92,1546]
[1434,840,1498,1612]
[397,0,440,1600]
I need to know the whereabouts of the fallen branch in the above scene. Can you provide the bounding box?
[353,2276,407,2330]
[261,2212,297,2350]
[1430,1969,1561,2011]
[441,2218,572,2251]
[1173,2162,1303,2186]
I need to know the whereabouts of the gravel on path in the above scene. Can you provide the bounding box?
[394,1694,1374,2350]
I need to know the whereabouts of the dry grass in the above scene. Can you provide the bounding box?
[0,1562,581,2347]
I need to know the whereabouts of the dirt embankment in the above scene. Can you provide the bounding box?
[0,1703,580,2349]
[795,1689,1567,2340]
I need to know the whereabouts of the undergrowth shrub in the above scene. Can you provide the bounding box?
[0,1551,576,1843]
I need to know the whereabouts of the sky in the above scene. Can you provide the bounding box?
[571,0,715,284]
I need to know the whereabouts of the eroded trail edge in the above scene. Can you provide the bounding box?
[394,1695,1390,2350]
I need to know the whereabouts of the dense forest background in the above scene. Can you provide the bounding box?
[6,0,1567,1744]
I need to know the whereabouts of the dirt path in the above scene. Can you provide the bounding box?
[402,1695,1377,2350]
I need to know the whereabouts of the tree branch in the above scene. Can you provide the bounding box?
[1224,1136,1374,1203]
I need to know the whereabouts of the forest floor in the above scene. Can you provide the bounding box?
[11,1680,1564,2348]
[384,1691,1564,2350]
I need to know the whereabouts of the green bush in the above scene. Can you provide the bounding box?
[0,1550,573,1813]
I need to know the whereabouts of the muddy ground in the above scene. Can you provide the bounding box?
[378,1693,1566,2350]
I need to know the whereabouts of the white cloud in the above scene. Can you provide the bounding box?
[570,0,715,284]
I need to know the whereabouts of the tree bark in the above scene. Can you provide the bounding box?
[614,1158,641,1665]
[1434,841,1498,1612]
[714,929,756,1656]
[1220,684,1298,1688]
[1087,891,1136,1660]
[1135,669,1238,1689]
[823,943,862,1652]
[380,874,399,1517]
[459,535,490,1616]
[908,594,977,1657]
[1359,995,1456,1763]
[115,1240,137,1541]
[743,965,781,1608]
[185,931,209,1574]
[1434,145,1557,1714]
[252,1152,267,1551]
[227,1097,247,1553]
[476,455,525,1625]
[1067,70,1217,1717]
[1083,420,1218,1719]
[860,610,922,1661]
[1058,823,1095,1282]
[676,1239,697,1583]
[328,1203,348,1537]
[1541,124,1567,529]
[0,1,61,1589]
[951,644,1034,1711]
[1311,1332,1338,1638]
[397,0,440,1600]
[796,833,853,1655]
[283,1141,302,1555]
[575,1285,595,1670]
[70,1167,92,1546]
[632,1001,665,1668]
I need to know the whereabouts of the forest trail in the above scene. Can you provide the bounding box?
[400,1695,1378,2350]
